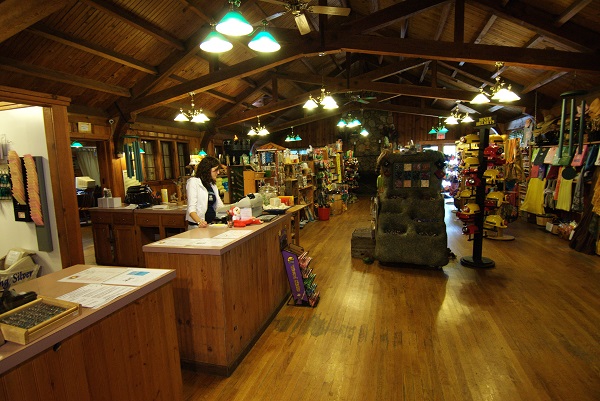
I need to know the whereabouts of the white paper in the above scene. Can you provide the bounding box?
[240,207,253,219]
[103,268,171,287]
[4,250,22,268]
[57,284,135,309]
[213,230,252,239]
[58,267,128,284]
[150,237,234,247]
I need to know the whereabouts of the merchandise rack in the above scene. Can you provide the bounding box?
[281,243,320,307]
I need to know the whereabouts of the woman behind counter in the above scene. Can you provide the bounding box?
[186,156,224,229]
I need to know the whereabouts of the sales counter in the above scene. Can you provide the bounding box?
[0,264,181,401]
[143,213,293,376]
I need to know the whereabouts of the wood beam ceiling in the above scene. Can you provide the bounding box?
[0,0,75,43]
[341,0,452,34]
[0,56,131,97]
[468,0,600,52]
[78,0,184,50]
[330,35,600,72]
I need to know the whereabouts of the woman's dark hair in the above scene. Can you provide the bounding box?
[196,156,221,186]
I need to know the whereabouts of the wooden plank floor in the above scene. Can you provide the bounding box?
[175,195,599,401]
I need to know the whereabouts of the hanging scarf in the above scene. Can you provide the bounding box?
[504,138,524,182]
[544,179,557,209]
[571,172,585,213]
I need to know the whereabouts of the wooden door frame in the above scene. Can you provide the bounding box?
[0,85,84,268]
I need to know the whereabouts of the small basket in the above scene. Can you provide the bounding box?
[536,214,555,226]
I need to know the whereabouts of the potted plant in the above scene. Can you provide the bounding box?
[316,193,331,221]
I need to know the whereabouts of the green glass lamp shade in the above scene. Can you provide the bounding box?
[200,31,233,53]
[70,141,83,148]
[429,127,437,134]
[216,10,253,36]
[248,31,280,52]
[348,119,361,128]
[198,149,207,156]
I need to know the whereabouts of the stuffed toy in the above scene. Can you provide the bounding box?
[233,217,263,227]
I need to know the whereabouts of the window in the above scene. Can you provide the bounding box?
[138,138,189,182]
[162,141,173,180]
[141,140,156,181]
[177,142,189,176]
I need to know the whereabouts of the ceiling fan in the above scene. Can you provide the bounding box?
[344,92,377,105]
[260,0,351,35]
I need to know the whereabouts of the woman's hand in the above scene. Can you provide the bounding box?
[197,220,209,228]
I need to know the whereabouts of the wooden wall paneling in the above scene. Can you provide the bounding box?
[112,157,126,199]
[188,136,201,154]
[95,140,114,195]
[155,139,166,181]
[43,105,84,268]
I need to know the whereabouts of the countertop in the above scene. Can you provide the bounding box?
[0,264,175,375]
[143,213,292,256]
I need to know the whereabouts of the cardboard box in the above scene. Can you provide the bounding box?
[98,197,122,208]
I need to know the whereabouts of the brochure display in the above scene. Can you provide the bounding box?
[282,243,319,307]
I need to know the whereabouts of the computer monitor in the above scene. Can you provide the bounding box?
[75,176,95,189]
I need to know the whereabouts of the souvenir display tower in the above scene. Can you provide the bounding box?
[373,150,449,267]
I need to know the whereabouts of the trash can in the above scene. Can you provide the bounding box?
[318,207,330,221]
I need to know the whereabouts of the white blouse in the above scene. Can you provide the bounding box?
[185,177,224,223]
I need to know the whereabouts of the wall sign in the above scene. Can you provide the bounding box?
[77,122,92,133]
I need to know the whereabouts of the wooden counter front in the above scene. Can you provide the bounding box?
[0,265,182,401]
[143,214,292,376]
[90,206,187,267]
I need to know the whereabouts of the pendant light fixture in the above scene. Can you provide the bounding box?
[174,92,210,123]
[70,141,83,148]
[471,62,521,104]
[304,87,338,110]
[444,102,475,125]
[337,113,361,128]
[428,117,448,134]
[248,116,269,136]
[248,20,281,53]
[285,126,301,142]
[200,26,233,53]
[216,0,253,36]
